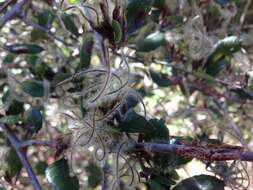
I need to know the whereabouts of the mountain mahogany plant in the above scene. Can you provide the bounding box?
[1,0,253,190]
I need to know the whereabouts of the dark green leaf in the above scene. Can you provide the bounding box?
[3,44,44,54]
[112,20,122,44]
[126,0,154,33]
[2,90,24,115]
[148,179,166,190]
[3,54,15,64]
[4,149,22,178]
[31,29,47,42]
[150,69,172,87]
[45,159,79,190]
[153,0,165,9]
[79,33,94,69]
[21,80,44,97]
[85,162,102,188]
[61,13,79,37]
[27,108,43,133]
[137,31,165,52]
[35,161,48,175]
[37,9,55,27]
[0,115,21,125]
[205,36,242,76]
[172,175,225,190]
[145,119,169,141]
[120,110,154,133]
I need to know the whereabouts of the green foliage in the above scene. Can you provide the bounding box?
[26,107,43,133]
[85,162,103,188]
[3,44,44,54]
[21,80,44,97]
[79,33,94,69]
[45,159,79,190]
[172,175,225,190]
[4,148,22,178]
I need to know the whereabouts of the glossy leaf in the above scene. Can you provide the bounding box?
[3,44,44,54]
[205,36,241,76]
[45,159,79,190]
[112,20,122,44]
[172,175,225,190]
[27,108,43,133]
[137,31,165,52]
[21,80,44,97]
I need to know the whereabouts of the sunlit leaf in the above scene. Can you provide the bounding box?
[172,175,225,190]
[137,31,165,52]
[45,159,79,190]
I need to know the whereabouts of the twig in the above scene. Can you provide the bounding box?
[20,139,56,148]
[239,0,252,29]
[101,160,110,190]
[0,0,28,29]
[0,124,42,190]
[132,142,253,162]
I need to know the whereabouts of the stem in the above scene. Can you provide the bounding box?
[0,124,42,190]
[133,142,253,162]
[101,160,110,190]
[0,0,28,29]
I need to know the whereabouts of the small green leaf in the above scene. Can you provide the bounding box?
[3,44,44,54]
[27,108,43,133]
[37,9,55,27]
[172,175,225,190]
[61,13,79,37]
[205,36,242,76]
[31,29,47,42]
[21,80,44,97]
[2,90,24,115]
[4,149,22,178]
[45,159,79,190]
[137,31,165,52]
[86,162,102,188]
[68,0,79,4]
[79,33,94,69]
[3,54,15,64]
[0,115,21,125]
[112,20,122,44]
[120,110,154,133]
[150,69,172,87]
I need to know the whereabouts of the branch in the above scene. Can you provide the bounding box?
[0,0,28,29]
[0,124,42,190]
[132,142,253,162]
[101,160,110,190]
